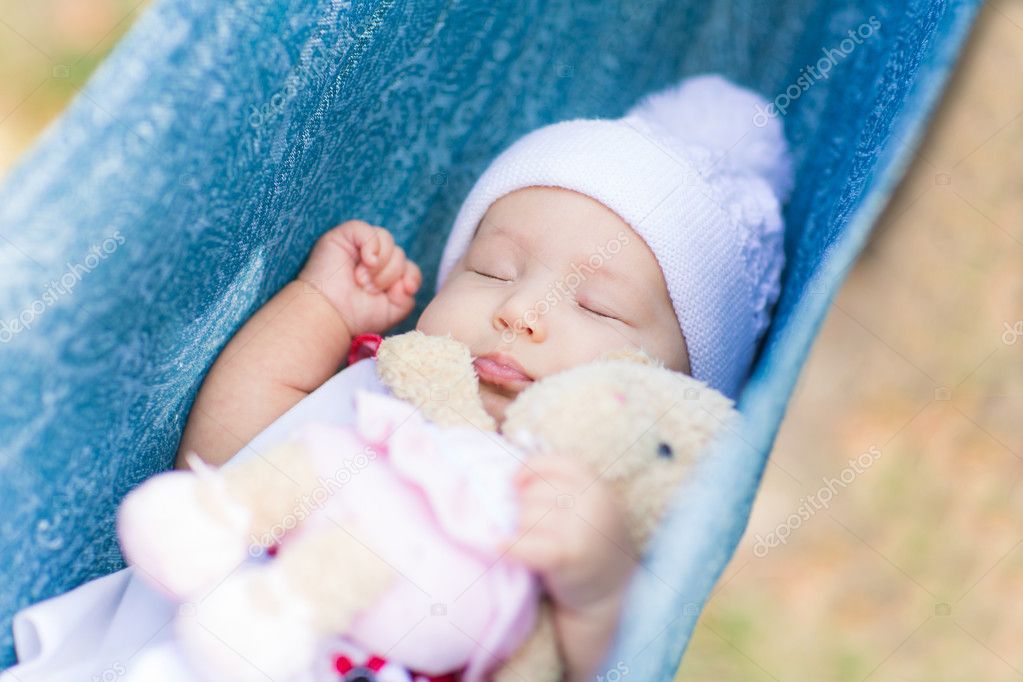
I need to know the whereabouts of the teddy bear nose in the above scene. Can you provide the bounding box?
[657,442,674,459]
[344,668,377,682]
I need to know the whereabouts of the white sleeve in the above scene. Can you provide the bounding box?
[226,358,386,467]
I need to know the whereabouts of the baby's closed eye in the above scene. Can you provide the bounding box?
[579,302,620,321]
[472,267,512,282]
[575,294,624,322]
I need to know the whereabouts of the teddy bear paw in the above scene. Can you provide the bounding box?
[176,566,317,681]
[118,470,252,599]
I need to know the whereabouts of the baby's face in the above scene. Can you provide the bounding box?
[417,186,690,424]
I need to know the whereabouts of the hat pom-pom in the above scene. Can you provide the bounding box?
[626,73,794,203]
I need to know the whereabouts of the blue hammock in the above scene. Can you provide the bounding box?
[0,0,981,675]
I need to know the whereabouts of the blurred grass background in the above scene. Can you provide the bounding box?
[681,3,1023,680]
[0,1,144,171]
[1,2,1020,680]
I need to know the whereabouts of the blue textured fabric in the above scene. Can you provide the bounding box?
[0,0,981,673]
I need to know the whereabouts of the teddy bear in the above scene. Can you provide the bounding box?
[116,330,737,682]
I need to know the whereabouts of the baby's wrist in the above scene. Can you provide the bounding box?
[553,586,627,682]
[557,582,627,620]
[292,277,355,339]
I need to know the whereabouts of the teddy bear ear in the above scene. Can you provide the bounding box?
[598,346,662,366]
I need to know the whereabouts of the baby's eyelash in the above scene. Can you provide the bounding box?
[579,301,620,321]
[472,269,509,281]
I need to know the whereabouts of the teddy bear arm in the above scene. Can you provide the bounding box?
[220,440,324,542]
[273,522,395,633]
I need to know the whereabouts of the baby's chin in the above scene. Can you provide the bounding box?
[478,382,515,430]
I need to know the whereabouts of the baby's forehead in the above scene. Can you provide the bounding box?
[471,219,577,262]
[468,220,540,260]
[473,217,618,256]
[473,216,527,238]
[470,218,655,287]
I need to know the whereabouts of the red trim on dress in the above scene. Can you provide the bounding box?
[337,332,462,682]
[332,652,461,681]
[347,333,384,366]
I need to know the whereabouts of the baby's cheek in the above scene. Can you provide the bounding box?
[415,292,460,337]
[417,282,493,342]
[561,320,640,366]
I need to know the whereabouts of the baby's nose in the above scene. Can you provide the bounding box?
[493,291,547,342]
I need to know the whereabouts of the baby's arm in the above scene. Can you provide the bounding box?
[506,454,638,682]
[175,220,421,468]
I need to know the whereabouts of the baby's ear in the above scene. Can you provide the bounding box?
[597,345,662,367]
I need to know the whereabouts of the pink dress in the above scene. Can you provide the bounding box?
[4,336,538,682]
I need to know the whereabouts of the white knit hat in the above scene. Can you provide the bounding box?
[435,74,794,399]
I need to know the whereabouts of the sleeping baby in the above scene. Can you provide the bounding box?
[173,73,792,682]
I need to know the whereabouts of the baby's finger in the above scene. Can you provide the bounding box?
[338,220,376,255]
[402,260,422,295]
[385,277,416,313]
[503,528,564,571]
[354,229,381,271]
[371,244,406,292]
[336,219,375,239]
[536,454,597,485]
[363,228,394,272]
[515,457,580,490]
[513,467,557,498]
[518,479,559,506]
[514,490,564,535]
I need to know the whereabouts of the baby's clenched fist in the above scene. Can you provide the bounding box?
[298,220,422,335]
[504,454,639,615]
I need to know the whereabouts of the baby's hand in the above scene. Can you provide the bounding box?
[505,453,638,615]
[298,220,422,335]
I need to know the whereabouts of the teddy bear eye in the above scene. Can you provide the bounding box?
[657,442,673,459]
